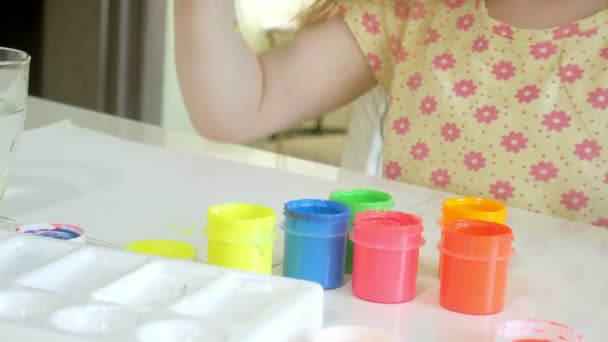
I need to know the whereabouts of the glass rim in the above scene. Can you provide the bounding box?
[0,47,31,66]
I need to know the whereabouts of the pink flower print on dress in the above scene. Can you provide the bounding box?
[444,0,465,9]
[492,61,516,80]
[475,105,499,124]
[604,172,608,184]
[385,161,403,180]
[574,139,602,161]
[433,52,456,71]
[431,169,451,188]
[453,79,477,98]
[601,48,608,60]
[579,27,599,38]
[410,141,430,160]
[529,41,558,60]
[392,117,410,135]
[420,95,437,115]
[501,131,529,153]
[587,87,608,110]
[558,64,584,83]
[516,85,541,103]
[441,122,461,142]
[463,151,486,171]
[390,35,408,63]
[529,161,559,182]
[552,23,580,39]
[362,13,380,34]
[489,180,515,201]
[560,190,589,211]
[393,0,409,20]
[542,110,571,132]
[593,218,608,228]
[472,35,489,52]
[336,4,347,17]
[424,29,440,45]
[367,53,382,72]
[492,24,514,39]
[456,14,475,31]
[407,73,422,91]
[410,3,427,20]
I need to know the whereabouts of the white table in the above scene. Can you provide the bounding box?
[7,96,608,341]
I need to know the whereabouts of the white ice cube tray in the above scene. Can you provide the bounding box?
[0,230,323,342]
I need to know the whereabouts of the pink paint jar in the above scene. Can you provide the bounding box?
[351,211,425,303]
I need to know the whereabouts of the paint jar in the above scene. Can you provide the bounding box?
[329,189,394,274]
[495,319,583,342]
[205,203,277,274]
[439,197,507,227]
[438,197,507,277]
[438,219,514,315]
[125,240,198,261]
[282,199,350,289]
[351,211,424,303]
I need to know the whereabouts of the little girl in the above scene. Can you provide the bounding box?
[174,0,608,227]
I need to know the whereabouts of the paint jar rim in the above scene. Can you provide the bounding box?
[282,199,350,237]
[205,203,277,244]
[351,211,425,250]
[442,219,513,242]
[284,199,351,221]
[495,319,583,342]
[329,189,394,213]
[440,197,507,224]
[280,223,348,238]
[439,219,514,261]
[125,240,198,261]
[283,199,350,224]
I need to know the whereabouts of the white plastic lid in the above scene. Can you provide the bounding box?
[314,326,395,342]
[15,223,86,243]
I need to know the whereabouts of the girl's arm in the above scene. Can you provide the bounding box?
[174,1,375,143]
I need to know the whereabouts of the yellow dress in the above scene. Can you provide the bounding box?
[339,0,608,227]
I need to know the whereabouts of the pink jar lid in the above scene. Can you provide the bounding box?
[495,319,583,342]
[314,326,395,342]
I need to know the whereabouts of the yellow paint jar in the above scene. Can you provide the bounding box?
[440,197,507,227]
[125,240,199,261]
[205,203,277,274]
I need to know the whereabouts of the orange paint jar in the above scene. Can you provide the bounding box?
[438,219,514,315]
[438,197,507,277]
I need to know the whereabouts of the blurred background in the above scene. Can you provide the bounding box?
[1,0,381,170]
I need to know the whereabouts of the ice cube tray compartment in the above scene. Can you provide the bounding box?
[17,247,147,293]
[0,235,79,279]
[0,287,60,320]
[170,273,296,322]
[49,304,142,336]
[92,260,220,307]
[135,319,226,342]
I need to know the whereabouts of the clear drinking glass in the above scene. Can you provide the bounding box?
[0,47,30,203]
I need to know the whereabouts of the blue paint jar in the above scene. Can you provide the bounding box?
[282,199,351,290]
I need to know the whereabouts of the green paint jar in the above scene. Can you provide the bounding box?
[329,189,394,274]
